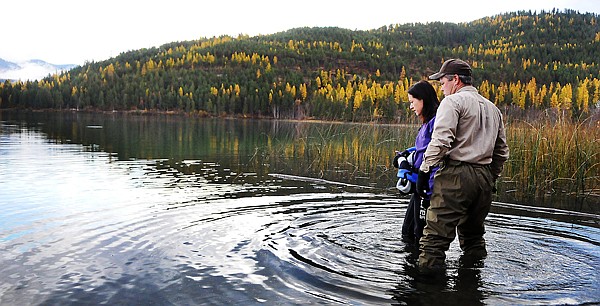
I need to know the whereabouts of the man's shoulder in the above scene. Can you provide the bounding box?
[443,88,477,106]
[457,85,478,94]
[459,86,496,105]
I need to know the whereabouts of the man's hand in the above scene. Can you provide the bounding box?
[416,170,430,198]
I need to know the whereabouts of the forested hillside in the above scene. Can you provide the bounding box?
[1,9,599,122]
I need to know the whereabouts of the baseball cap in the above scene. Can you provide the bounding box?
[428,59,472,80]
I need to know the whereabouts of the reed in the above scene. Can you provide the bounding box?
[503,117,599,200]
[256,122,416,187]
[256,117,599,205]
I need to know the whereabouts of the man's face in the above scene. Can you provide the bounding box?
[439,75,457,96]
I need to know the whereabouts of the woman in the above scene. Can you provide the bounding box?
[401,80,439,243]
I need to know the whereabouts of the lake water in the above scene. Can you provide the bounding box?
[1,111,599,305]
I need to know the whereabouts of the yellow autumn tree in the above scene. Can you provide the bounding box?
[560,83,573,109]
[353,90,363,111]
[592,79,600,105]
[550,91,560,109]
[479,80,491,100]
[574,79,587,112]
[525,78,537,107]
[537,85,548,108]
[345,81,354,105]
[495,83,507,105]
[299,83,308,101]
[234,84,241,97]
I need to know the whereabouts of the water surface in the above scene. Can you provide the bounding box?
[1,111,598,305]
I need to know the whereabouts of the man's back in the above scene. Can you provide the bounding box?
[423,86,507,169]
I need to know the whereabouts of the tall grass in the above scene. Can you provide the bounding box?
[255,117,599,206]
[256,122,416,188]
[503,117,599,201]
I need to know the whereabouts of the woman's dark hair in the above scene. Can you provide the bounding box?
[407,80,440,123]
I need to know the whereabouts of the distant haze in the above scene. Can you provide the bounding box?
[0,59,76,81]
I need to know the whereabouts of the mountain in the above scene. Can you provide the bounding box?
[1,9,599,122]
[0,58,19,71]
[0,58,77,81]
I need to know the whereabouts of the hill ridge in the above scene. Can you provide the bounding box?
[1,9,599,122]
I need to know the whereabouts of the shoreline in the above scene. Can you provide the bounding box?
[0,107,420,127]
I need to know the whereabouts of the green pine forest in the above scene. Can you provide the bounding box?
[1,9,600,123]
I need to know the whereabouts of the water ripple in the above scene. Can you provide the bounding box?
[1,124,599,305]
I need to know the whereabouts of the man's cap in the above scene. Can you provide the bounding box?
[428,59,472,80]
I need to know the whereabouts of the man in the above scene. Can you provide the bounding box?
[416,58,509,268]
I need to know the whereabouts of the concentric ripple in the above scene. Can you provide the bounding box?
[1,123,599,305]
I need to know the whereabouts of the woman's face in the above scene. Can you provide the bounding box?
[408,93,424,119]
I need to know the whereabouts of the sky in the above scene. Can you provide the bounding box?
[3,0,600,66]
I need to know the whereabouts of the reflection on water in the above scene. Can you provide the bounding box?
[1,111,599,305]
